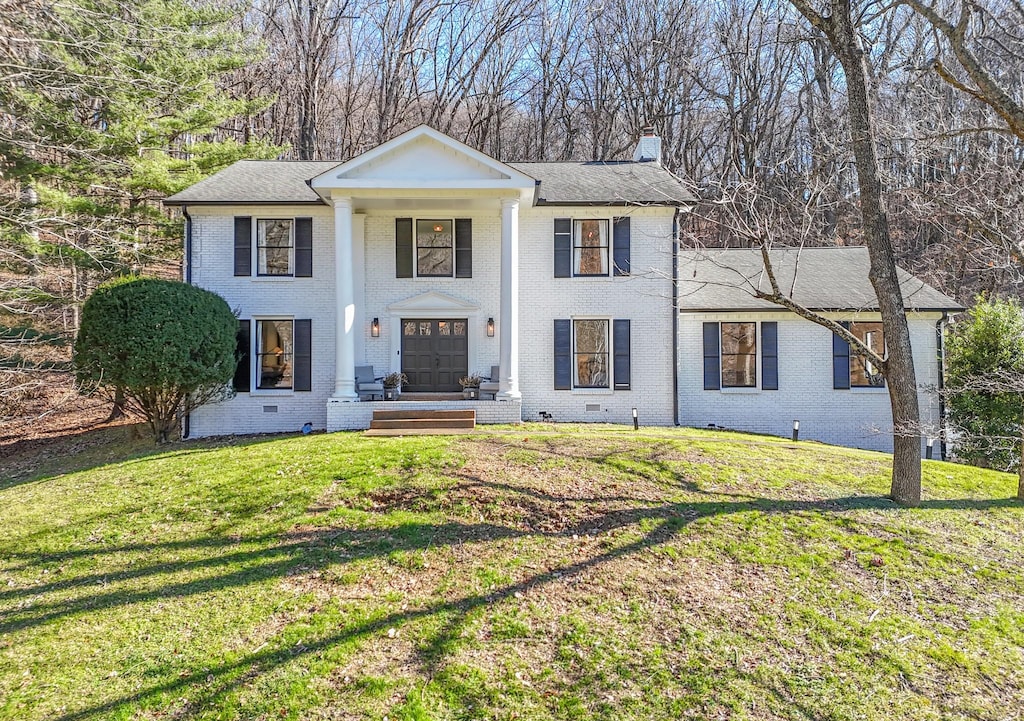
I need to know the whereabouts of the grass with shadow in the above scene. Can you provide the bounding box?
[0,425,1021,720]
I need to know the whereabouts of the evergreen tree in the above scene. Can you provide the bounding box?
[0,0,278,416]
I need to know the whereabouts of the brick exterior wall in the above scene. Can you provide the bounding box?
[677,311,945,453]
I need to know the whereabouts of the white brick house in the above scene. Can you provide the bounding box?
[164,125,961,456]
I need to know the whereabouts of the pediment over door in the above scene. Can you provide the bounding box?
[386,290,480,316]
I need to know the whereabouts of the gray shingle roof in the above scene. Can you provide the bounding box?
[163,158,694,206]
[509,161,695,205]
[163,160,339,205]
[678,247,962,312]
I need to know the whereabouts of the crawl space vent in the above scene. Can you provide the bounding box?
[262,405,279,413]
[585,404,602,412]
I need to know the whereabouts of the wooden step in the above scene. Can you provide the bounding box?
[364,428,476,437]
[369,418,476,430]
[371,409,476,421]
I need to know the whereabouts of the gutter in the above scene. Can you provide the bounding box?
[672,209,680,426]
[182,205,192,439]
[935,312,948,461]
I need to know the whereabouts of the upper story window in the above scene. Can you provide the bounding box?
[233,216,312,278]
[257,219,293,276]
[850,321,885,387]
[554,217,630,278]
[416,219,453,276]
[574,220,609,276]
[721,322,757,388]
[395,218,471,278]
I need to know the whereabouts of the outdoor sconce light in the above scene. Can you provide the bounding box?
[371,317,380,337]
[632,407,639,431]
[486,317,495,337]
[792,419,800,442]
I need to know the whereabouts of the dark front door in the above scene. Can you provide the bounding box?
[401,319,469,392]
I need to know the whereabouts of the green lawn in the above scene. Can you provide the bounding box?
[0,424,1021,720]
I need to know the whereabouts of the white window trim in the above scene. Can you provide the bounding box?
[572,218,611,278]
[254,218,295,278]
[413,217,456,279]
[570,315,614,393]
[252,316,296,395]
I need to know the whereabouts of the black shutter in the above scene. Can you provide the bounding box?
[455,218,472,278]
[762,321,778,390]
[833,321,851,389]
[395,218,413,278]
[613,319,630,390]
[554,218,572,277]
[294,319,312,391]
[294,217,312,277]
[234,217,252,277]
[703,322,720,390]
[233,320,250,392]
[554,319,571,389]
[613,216,630,276]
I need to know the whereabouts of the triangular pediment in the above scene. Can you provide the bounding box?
[387,290,480,314]
[309,125,535,190]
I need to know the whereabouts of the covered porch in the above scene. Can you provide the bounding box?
[309,125,536,424]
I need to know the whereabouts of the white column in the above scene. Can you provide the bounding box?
[497,197,521,400]
[332,197,358,400]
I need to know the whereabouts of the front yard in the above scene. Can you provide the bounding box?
[0,425,1021,720]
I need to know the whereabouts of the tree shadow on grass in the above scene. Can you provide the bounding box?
[0,477,1010,720]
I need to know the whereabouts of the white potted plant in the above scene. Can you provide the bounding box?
[382,372,407,400]
[459,373,482,400]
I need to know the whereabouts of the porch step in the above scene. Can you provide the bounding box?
[367,408,476,434]
[372,409,476,421]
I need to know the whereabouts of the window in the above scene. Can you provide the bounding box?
[850,322,885,387]
[257,219,293,276]
[416,219,453,276]
[573,219,609,276]
[256,319,293,389]
[721,322,757,387]
[574,319,609,388]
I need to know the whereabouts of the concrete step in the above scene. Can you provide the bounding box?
[371,409,476,421]
[369,418,476,430]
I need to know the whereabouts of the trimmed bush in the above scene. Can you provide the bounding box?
[74,277,237,442]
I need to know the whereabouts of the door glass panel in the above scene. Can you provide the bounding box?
[453,321,466,336]
[419,322,432,336]
[404,321,417,336]
[438,321,450,335]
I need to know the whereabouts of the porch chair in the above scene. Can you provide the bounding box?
[479,366,501,400]
[355,365,384,400]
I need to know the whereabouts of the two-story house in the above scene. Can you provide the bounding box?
[164,125,961,455]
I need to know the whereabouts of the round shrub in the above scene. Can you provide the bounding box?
[74,277,237,442]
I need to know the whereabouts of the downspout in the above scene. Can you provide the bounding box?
[182,205,193,440]
[672,209,680,426]
[935,312,948,461]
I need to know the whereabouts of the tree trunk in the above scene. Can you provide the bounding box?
[105,386,126,422]
[791,0,922,505]
[1018,425,1023,501]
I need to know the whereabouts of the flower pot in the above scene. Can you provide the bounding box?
[383,387,399,401]
[463,388,479,400]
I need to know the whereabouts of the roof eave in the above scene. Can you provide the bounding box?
[162,199,328,207]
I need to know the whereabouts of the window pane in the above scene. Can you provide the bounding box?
[257,219,293,275]
[256,320,293,389]
[721,322,756,388]
[850,322,885,387]
[416,220,453,276]
[573,220,608,275]
[453,321,466,336]
[573,319,609,388]
[419,322,432,336]
[438,321,451,335]
[404,321,417,336]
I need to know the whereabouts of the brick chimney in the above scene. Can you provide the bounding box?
[632,125,661,165]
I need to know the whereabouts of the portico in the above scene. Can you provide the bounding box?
[308,126,535,414]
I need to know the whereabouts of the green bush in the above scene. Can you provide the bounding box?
[74,277,237,442]
[945,295,1024,474]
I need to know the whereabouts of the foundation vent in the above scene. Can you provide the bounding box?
[585,404,602,412]
[263,405,279,413]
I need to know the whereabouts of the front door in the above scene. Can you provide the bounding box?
[401,319,469,392]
